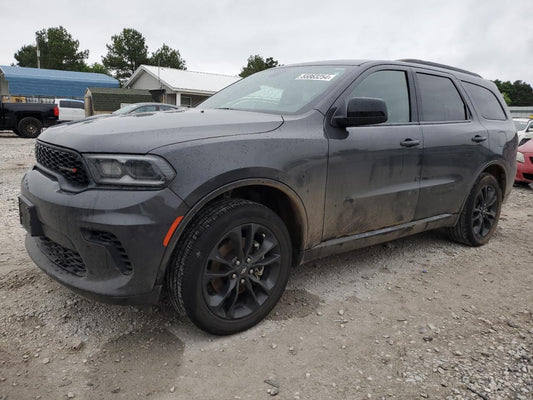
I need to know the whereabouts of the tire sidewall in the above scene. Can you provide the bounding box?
[18,117,42,138]
[180,202,292,335]
[463,174,502,246]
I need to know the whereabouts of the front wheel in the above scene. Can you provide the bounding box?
[166,199,292,335]
[448,173,502,246]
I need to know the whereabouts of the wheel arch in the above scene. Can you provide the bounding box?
[454,160,508,225]
[156,178,309,286]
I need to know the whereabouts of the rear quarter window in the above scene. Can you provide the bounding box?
[416,73,468,122]
[462,82,507,120]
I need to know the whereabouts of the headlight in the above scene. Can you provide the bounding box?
[517,152,525,163]
[84,154,176,187]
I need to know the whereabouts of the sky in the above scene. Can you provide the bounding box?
[0,0,532,84]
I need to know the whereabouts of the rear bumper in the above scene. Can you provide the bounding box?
[21,168,189,305]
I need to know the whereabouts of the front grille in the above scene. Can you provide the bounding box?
[83,230,132,275]
[37,238,87,277]
[523,173,533,181]
[35,142,90,187]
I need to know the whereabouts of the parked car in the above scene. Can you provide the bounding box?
[113,102,181,115]
[515,139,533,184]
[513,117,533,145]
[19,59,517,335]
[55,99,85,123]
[0,100,58,138]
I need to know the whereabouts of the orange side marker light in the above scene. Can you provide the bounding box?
[163,216,183,247]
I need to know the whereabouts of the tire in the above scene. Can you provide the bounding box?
[166,198,292,335]
[17,117,43,138]
[448,173,502,246]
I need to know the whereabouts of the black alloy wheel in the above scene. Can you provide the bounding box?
[166,198,292,335]
[471,183,498,241]
[448,173,502,247]
[203,223,281,320]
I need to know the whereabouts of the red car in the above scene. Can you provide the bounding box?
[516,139,533,184]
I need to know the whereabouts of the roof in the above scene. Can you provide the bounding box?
[86,87,154,111]
[125,65,240,95]
[0,66,119,98]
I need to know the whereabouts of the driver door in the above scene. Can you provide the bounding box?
[323,67,423,240]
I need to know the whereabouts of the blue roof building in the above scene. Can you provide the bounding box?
[0,66,119,99]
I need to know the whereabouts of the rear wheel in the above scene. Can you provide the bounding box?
[166,198,292,335]
[18,117,42,138]
[448,173,502,246]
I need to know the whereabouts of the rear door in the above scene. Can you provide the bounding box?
[412,71,490,220]
[323,67,423,239]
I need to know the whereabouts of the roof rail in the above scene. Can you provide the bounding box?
[397,59,482,78]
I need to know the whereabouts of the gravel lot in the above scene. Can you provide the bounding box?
[0,131,531,400]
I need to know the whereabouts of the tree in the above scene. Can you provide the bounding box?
[102,28,149,82]
[150,44,186,70]
[493,79,533,106]
[14,26,89,71]
[239,55,279,78]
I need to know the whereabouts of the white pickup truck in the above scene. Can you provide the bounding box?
[55,99,85,122]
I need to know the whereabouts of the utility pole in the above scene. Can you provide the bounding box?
[36,41,41,69]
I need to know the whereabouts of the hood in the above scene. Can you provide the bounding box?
[518,138,533,152]
[38,109,284,153]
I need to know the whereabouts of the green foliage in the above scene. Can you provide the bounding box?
[14,26,89,71]
[102,28,150,82]
[150,44,186,70]
[493,79,533,106]
[14,45,38,68]
[239,55,279,78]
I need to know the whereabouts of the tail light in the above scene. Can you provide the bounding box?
[54,106,59,117]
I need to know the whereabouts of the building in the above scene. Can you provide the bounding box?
[0,66,118,102]
[84,87,154,116]
[509,106,533,118]
[124,65,240,107]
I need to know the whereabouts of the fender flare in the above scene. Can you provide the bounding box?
[154,178,309,285]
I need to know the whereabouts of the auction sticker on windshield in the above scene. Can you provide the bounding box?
[296,73,337,81]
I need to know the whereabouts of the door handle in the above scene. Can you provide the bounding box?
[472,135,487,143]
[400,138,420,147]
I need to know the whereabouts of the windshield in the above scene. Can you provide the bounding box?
[200,66,348,114]
[514,120,529,131]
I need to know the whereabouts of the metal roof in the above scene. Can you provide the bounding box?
[125,65,240,95]
[0,66,119,98]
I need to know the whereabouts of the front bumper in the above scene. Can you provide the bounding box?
[20,167,189,304]
[515,154,533,183]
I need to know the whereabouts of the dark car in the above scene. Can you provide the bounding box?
[19,60,517,335]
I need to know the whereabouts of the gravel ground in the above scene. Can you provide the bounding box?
[0,131,531,400]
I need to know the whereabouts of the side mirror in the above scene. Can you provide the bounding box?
[333,97,388,127]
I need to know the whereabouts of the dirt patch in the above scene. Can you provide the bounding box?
[86,328,184,398]
[268,289,321,320]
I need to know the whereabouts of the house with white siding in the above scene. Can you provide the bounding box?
[124,65,240,107]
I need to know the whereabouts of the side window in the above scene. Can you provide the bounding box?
[348,70,410,124]
[134,105,157,113]
[417,73,467,122]
[462,82,506,120]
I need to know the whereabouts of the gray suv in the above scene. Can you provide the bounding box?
[19,60,517,335]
